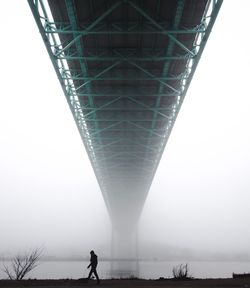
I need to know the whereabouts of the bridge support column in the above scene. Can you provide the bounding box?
[110,227,139,278]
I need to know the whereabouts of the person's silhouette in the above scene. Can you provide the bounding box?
[87,250,100,284]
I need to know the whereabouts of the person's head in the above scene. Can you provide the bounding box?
[90,250,94,255]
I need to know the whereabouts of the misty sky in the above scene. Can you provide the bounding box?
[0,1,250,258]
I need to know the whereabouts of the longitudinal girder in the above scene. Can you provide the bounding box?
[28,0,223,228]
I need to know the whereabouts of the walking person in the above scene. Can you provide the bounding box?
[87,250,100,284]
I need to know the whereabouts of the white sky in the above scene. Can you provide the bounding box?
[0,1,250,257]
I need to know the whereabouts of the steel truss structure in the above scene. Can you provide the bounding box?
[28,0,223,228]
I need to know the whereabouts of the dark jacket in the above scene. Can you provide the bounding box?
[90,253,98,268]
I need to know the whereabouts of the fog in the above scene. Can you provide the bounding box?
[1,1,250,261]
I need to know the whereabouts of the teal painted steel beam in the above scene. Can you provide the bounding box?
[44,19,205,33]
[94,139,159,154]
[62,75,188,81]
[97,153,157,165]
[76,93,178,97]
[64,0,104,168]
[74,61,121,91]
[89,129,165,138]
[83,96,123,117]
[64,1,88,83]
[28,0,223,227]
[63,2,92,104]
[101,163,152,170]
[58,47,185,56]
[61,70,187,80]
[93,144,159,153]
[144,0,224,197]
[57,55,189,61]
[127,97,172,119]
[88,136,161,140]
[100,138,159,151]
[94,139,124,151]
[27,1,95,152]
[61,68,173,76]
[118,56,180,93]
[127,0,195,57]
[99,162,152,174]
[105,176,149,181]
[148,0,185,151]
[56,0,123,56]
[126,121,164,138]
[90,121,123,136]
[44,19,206,35]
[84,119,168,122]
[97,152,129,163]
[95,153,157,160]
[82,1,122,31]
[97,152,156,164]
[46,29,206,35]
[83,107,172,111]
[27,0,118,217]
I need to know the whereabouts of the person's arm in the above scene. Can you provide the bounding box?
[87,257,92,268]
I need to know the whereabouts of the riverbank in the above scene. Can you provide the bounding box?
[0,278,250,287]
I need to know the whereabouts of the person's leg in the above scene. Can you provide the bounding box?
[88,268,93,280]
[93,269,100,284]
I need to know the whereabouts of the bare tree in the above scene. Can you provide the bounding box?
[2,249,42,280]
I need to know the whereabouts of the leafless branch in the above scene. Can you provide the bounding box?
[2,249,42,280]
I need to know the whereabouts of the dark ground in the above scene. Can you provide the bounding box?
[0,278,250,288]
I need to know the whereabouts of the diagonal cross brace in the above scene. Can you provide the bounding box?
[126,121,163,138]
[90,121,123,136]
[75,61,121,91]
[83,96,123,117]
[56,0,123,56]
[127,97,171,119]
[150,0,186,134]
[114,51,180,94]
[127,0,195,57]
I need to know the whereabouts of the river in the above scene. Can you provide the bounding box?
[1,260,250,279]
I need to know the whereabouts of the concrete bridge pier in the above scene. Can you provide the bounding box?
[110,226,139,278]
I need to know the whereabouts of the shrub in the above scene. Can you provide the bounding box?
[172,263,192,280]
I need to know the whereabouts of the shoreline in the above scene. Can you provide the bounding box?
[1,277,250,287]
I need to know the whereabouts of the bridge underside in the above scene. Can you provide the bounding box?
[28,0,222,229]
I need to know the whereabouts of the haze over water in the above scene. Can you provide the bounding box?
[1,260,250,280]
